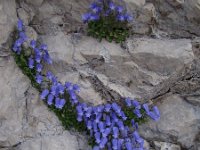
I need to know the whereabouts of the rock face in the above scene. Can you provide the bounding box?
[0,0,17,46]
[0,0,200,150]
[139,94,200,149]
[0,55,90,150]
[41,33,194,103]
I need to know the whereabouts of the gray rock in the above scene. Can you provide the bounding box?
[139,94,200,149]
[17,8,31,25]
[0,56,90,150]
[25,0,44,7]
[153,141,181,150]
[40,33,194,104]
[151,0,200,37]
[0,0,17,46]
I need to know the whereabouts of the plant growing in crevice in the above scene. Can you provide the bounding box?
[12,20,160,150]
[82,0,133,43]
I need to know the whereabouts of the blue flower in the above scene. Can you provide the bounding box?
[134,109,142,118]
[19,32,27,40]
[40,89,49,100]
[56,98,66,109]
[93,121,98,133]
[82,13,91,23]
[125,13,133,22]
[97,105,104,113]
[112,139,118,150]
[117,14,125,21]
[153,106,160,117]
[116,6,123,13]
[132,100,141,109]
[15,39,24,47]
[59,99,66,109]
[77,115,83,122]
[133,131,143,144]
[76,105,84,116]
[125,141,132,150]
[17,19,23,31]
[111,103,121,114]
[98,121,105,132]
[34,48,42,56]
[111,112,119,123]
[30,40,36,49]
[85,107,92,118]
[50,85,57,96]
[89,14,100,21]
[125,98,132,107]
[117,120,124,130]
[106,115,111,126]
[93,146,100,150]
[143,103,150,114]
[112,127,119,138]
[102,127,111,137]
[87,120,92,130]
[95,132,101,144]
[58,84,65,95]
[46,71,54,81]
[36,74,43,84]
[109,2,115,10]
[118,139,124,150]
[28,57,34,69]
[99,137,108,149]
[35,54,41,63]
[36,63,43,72]
[43,52,52,64]
[120,111,127,120]
[47,94,54,105]
[73,84,80,92]
[104,104,111,112]
[95,113,102,123]
[40,44,48,50]
[121,126,128,138]
[90,3,102,14]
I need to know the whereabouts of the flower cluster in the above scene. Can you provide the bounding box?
[82,0,133,43]
[13,20,160,150]
[82,0,133,23]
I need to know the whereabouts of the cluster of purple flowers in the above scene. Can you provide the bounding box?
[12,19,27,54]
[13,20,160,150]
[82,0,133,23]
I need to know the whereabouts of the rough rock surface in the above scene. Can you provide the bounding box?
[0,0,17,46]
[0,52,90,150]
[1,0,200,150]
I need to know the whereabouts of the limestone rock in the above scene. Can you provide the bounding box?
[153,141,181,150]
[0,0,17,46]
[139,94,200,149]
[25,0,44,7]
[17,8,31,25]
[0,56,89,149]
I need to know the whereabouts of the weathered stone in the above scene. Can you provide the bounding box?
[0,56,90,149]
[151,0,200,38]
[16,131,90,150]
[22,26,38,49]
[153,141,181,150]
[139,94,200,149]
[138,3,156,23]
[127,38,194,76]
[25,0,44,7]
[0,0,17,46]
[124,0,146,11]
[17,8,31,25]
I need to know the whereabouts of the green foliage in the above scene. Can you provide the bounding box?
[87,17,130,43]
[124,107,148,126]
[13,50,87,132]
